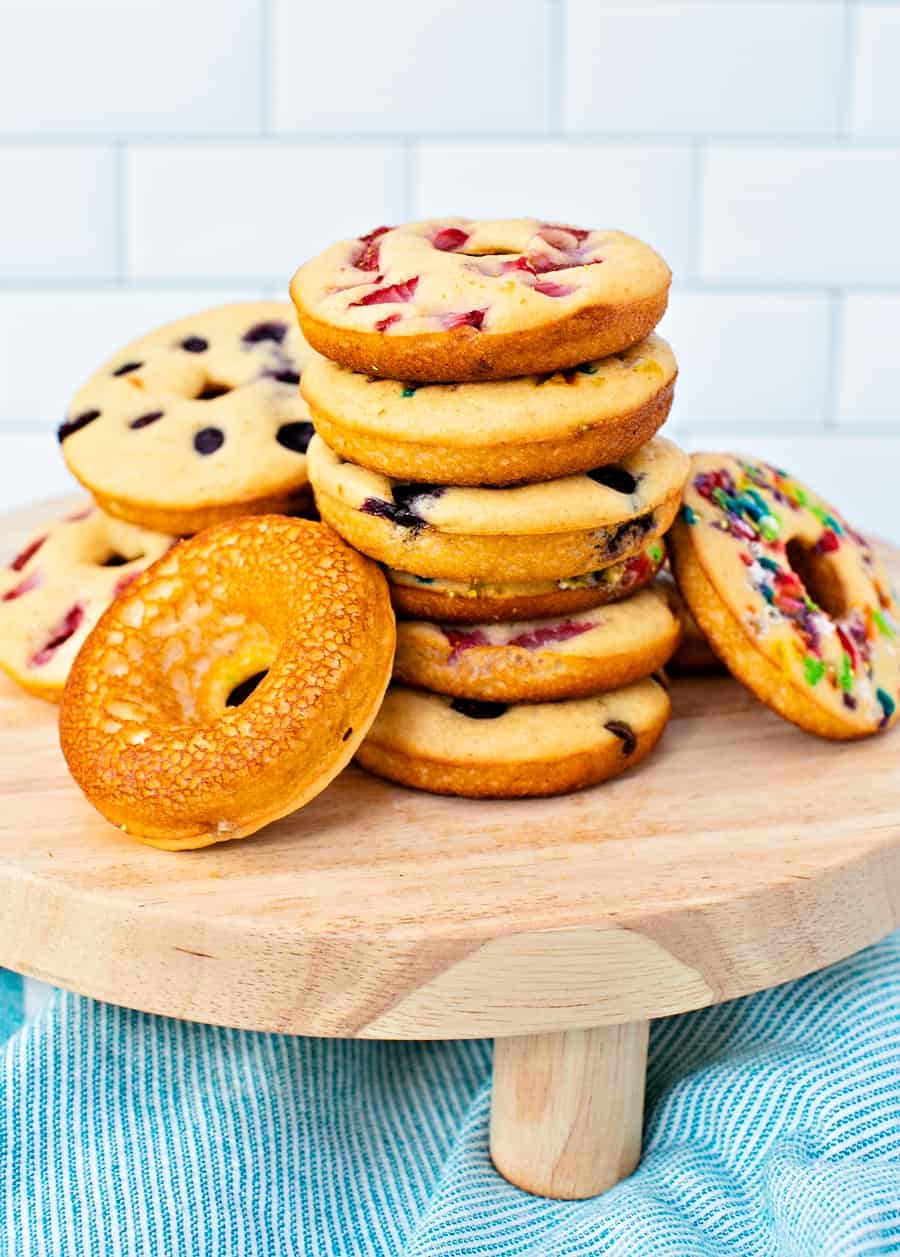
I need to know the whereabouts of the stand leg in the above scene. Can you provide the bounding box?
[489,1021,649,1199]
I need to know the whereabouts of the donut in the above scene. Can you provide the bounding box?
[291,218,671,382]
[59,516,396,849]
[59,302,317,535]
[0,504,173,701]
[307,433,689,583]
[387,540,666,623]
[300,334,676,486]
[393,586,679,703]
[657,570,723,676]
[356,677,671,798]
[668,453,900,739]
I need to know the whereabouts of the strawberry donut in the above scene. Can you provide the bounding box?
[60,302,316,535]
[300,333,677,485]
[291,218,671,382]
[668,453,900,738]
[0,504,173,701]
[393,586,679,703]
[60,516,396,850]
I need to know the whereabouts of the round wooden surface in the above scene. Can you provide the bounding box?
[2,499,900,1040]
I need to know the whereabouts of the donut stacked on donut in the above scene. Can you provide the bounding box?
[296,217,688,797]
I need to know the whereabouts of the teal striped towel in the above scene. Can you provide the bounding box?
[1,933,899,1255]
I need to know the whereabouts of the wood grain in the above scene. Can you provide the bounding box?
[490,1021,649,1198]
[1,499,899,1040]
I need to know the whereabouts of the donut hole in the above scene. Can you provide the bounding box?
[226,670,268,707]
[786,538,851,619]
[195,379,232,401]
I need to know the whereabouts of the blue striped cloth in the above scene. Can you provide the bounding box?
[1,935,900,1255]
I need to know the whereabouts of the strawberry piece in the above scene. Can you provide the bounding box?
[352,276,419,306]
[29,603,85,667]
[10,534,47,571]
[375,313,402,333]
[442,309,487,331]
[353,225,391,272]
[2,570,42,601]
[444,627,490,660]
[508,620,593,650]
[432,227,470,252]
[541,223,591,245]
[534,281,576,298]
[501,256,536,275]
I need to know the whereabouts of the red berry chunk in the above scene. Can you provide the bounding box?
[113,571,141,597]
[10,533,47,571]
[507,619,593,651]
[501,256,536,276]
[354,226,390,272]
[541,223,591,246]
[432,227,470,252]
[441,309,487,331]
[2,569,42,601]
[444,627,490,660]
[534,281,576,298]
[29,603,85,667]
[352,276,419,306]
[375,313,402,333]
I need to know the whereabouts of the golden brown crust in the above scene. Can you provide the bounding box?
[59,516,396,848]
[88,484,315,537]
[294,290,669,383]
[308,379,675,486]
[390,581,635,624]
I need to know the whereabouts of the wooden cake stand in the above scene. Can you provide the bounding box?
[2,501,899,1200]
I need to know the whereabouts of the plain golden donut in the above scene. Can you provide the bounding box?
[60,515,396,849]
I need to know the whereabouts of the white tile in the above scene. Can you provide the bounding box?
[837,294,900,426]
[679,432,900,544]
[0,146,117,280]
[661,290,830,428]
[0,433,80,513]
[414,142,692,277]
[0,0,261,136]
[563,2,843,136]
[272,0,552,135]
[850,5,900,137]
[127,144,406,282]
[0,288,260,426]
[700,146,900,284]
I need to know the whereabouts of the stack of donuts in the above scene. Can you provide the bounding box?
[292,217,691,797]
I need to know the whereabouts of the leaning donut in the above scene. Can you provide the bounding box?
[60,516,396,849]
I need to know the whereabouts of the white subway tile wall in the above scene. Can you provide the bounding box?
[0,0,897,541]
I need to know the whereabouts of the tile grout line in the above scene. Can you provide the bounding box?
[114,140,127,286]
[260,0,273,135]
[549,0,564,136]
[686,140,705,283]
[838,0,856,138]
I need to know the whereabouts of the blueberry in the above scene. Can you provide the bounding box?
[605,719,636,755]
[450,698,509,720]
[360,483,443,531]
[276,422,314,454]
[588,466,637,494]
[242,321,287,345]
[112,361,142,377]
[607,513,654,554]
[181,336,208,353]
[195,382,231,400]
[57,410,101,443]
[194,427,225,455]
[130,410,164,430]
[270,369,301,386]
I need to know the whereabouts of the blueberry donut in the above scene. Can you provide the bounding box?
[394,586,679,703]
[356,677,671,798]
[59,302,316,535]
[301,334,676,485]
[668,453,900,738]
[307,433,689,583]
[0,504,173,701]
[291,218,671,382]
[387,540,666,623]
[60,516,395,850]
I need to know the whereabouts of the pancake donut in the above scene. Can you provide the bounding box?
[356,677,671,798]
[291,218,671,382]
[308,434,689,583]
[393,586,680,703]
[60,516,396,849]
[0,504,173,701]
[668,453,900,738]
[301,334,676,486]
[387,541,666,623]
[60,302,317,535]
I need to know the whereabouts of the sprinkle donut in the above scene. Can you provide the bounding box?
[308,434,689,583]
[668,453,900,738]
[0,504,173,701]
[300,334,677,485]
[393,586,679,703]
[387,540,666,623]
[291,218,671,382]
[356,677,671,799]
[60,516,396,850]
[60,302,316,536]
